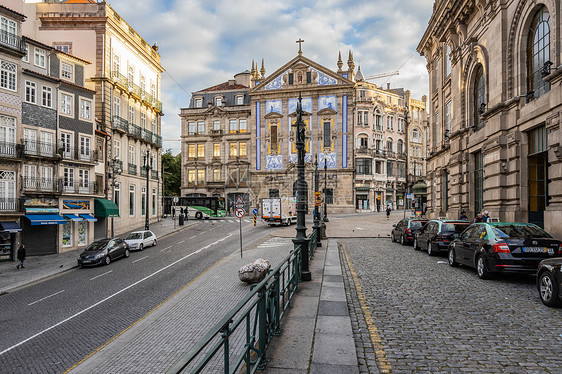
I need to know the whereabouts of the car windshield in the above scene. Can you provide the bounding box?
[85,240,108,251]
[410,221,426,228]
[442,223,470,233]
[492,225,552,239]
[126,233,143,240]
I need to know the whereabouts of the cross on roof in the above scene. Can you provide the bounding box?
[296,38,304,55]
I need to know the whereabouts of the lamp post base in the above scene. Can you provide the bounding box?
[321,222,328,240]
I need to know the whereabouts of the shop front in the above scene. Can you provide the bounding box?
[355,186,370,211]
[22,197,65,256]
[94,198,119,238]
[0,221,22,261]
[60,199,97,252]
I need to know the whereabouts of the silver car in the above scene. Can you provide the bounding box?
[124,230,157,251]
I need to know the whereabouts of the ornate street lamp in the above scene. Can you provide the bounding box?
[313,155,321,247]
[143,149,153,230]
[323,152,329,222]
[292,94,311,281]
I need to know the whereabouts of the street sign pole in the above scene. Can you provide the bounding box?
[234,207,245,258]
[239,216,242,258]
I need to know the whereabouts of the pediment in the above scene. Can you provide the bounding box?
[250,55,354,93]
[288,110,312,118]
[264,111,283,120]
[202,105,227,116]
[318,107,337,116]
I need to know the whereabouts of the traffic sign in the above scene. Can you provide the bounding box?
[235,195,245,208]
[173,196,179,203]
[234,208,245,218]
[252,208,258,215]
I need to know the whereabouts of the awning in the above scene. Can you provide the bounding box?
[0,221,22,233]
[94,198,119,217]
[64,214,83,221]
[25,214,67,225]
[80,214,98,222]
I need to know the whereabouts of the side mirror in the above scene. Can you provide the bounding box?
[392,224,396,227]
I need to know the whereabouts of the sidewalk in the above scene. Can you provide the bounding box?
[0,217,196,295]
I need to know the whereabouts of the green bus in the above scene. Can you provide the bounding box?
[165,196,226,219]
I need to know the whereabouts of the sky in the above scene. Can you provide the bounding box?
[106,0,435,155]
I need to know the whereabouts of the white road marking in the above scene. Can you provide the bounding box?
[178,240,185,244]
[189,236,197,239]
[133,256,149,263]
[89,271,113,281]
[0,233,234,357]
[27,290,65,306]
[355,227,365,231]
[160,245,173,252]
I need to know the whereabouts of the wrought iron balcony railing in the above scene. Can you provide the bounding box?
[23,140,57,158]
[151,170,159,180]
[58,146,98,163]
[62,181,99,195]
[112,116,129,132]
[0,141,21,158]
[128,163,137,175]
[0,197,19,212]
[129,124,142,138]
[0,30,26,54]
[21,176,62,194]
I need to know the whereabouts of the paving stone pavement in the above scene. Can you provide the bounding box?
[69,236,296,373]
[340,238,562,374]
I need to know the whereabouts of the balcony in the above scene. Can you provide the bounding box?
[210,129,223,137]
[129,82,143,98]
[129,124,142,139]
[154,99,163,112]
[128,163,137,175]
[373,149,386,158]
[151,170,159,180]
[21,176,62,194]
[0,197,19,212]
[140,167,147,178]
[356,146,370,154]
[386,151,396,158]
[59,146,98,163]
[62,181,99,195]
[23,140,57,158]
[141,128,152,142]
[0,141,22,159]
[152,133,162,147]
[0,30,26,55]
[113,116,129,133]
[396,152,407,160]
[110,70,128,88]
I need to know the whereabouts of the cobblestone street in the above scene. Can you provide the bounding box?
[340,238,562,374]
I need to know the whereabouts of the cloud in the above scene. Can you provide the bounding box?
[107,0,434,155]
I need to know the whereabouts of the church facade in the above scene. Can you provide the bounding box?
[248,50,356,213]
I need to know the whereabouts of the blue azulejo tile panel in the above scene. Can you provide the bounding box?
[264,71,286,90]
[265,100,282,115]
[288,153,313,164]
[318,95,337,111]
[319,152,337,169]
[288,97,313,114]
[266,155,283,170]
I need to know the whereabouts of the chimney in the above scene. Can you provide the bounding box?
[387,83,391,90]
[228,79,235,86]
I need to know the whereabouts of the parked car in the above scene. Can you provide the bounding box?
[414,220,471,255]
[537,257,562,307]
[125,230,157,251]
[78,238,130,267]
[448,222,561,279]
[391,218,429,245]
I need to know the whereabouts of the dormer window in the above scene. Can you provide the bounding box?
[194,98,202,108]
[34,48,46,68]
[215,97,222,106]
[61,62,73,81]
[236,95,244,105]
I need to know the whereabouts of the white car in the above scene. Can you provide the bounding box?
[124,230,157,251]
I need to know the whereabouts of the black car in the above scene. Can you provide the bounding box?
[391,218,429,245]
[537,257,562,307]
[78,238,130,267]
[414,220,471,255]
[448,222,561,279]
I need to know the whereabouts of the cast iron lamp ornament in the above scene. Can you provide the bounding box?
[292,94,311,281]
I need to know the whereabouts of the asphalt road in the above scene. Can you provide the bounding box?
[0,218,279,374]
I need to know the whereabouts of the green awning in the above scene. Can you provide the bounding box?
[94,198,119,217]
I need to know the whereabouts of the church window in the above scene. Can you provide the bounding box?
[288,73,294,85]
[474,65,485,129]
[323,121,331,149]
[306,71,311,83]
[527,6,551,100]
[270,124,278,154]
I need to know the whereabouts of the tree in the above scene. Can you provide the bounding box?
[162,149,181,196]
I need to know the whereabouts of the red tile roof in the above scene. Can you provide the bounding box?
[200,81,248,92]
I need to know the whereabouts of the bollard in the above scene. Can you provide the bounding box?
[179,214,184,226]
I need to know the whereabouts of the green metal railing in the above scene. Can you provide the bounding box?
[166,229,319,374]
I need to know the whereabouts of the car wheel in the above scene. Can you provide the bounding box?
[124,248,130,258]
[105,256,111,266]
[413,238,420,250]
[391,233,395,242]
[476,256,490,279]
[448,248,459,267]
[400,234,405,246]
[196,211,203,220]
[153,239,157,247]
[539,271,561,307]
[427,241,435,256]
[139,243,144,251]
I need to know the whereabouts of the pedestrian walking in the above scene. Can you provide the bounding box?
[16,244,26,269]
[473,213,483,223]
[482,210,489,222]
[386,205,391,220]
[459,210,468,220]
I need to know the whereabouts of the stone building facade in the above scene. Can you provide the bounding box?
[353,69,429,212]
[248,52,356,214]
[418,0,562,237]
[179,71,252,212]
[16,0,165,237]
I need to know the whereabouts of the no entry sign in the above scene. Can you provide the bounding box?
[234,208,246,218]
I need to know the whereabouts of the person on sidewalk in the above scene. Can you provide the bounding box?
[16,244,26,269]
[459,210,469,220]
[482,210,489,222]
[386,205,391,220]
